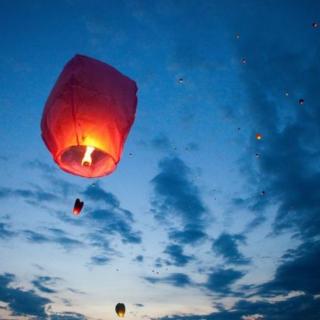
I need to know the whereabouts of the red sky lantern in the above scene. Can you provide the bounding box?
[73,198,84,216]
[41,55,137,178]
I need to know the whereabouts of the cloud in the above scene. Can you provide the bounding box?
[47,228,83,249]
[0,186,58,203]
[90,255,110,266]
[212,233,250,265]
[32,276,61,294]
[0,222,15,239]
[25,159,57,173]
[241,315,264,320]
[82,183,141,245]
[154,293,320,320]
[82,182,120,208]
[0,273,50,318]
[164,244,194,267]
[185,142,199,152]
[144,273,193,288]
[86,233,115,254]
[233,17,320,240]
[49,312,87,320]
[168,226,207,245]
[258,240,320,296]
[151,157,208,245]
[85,208,141,244]
[135,303,144,307]
[205,268,246,294]
[23,230,51,243]
[150,134,171,151]
[26,160,80,198]
[23,228,83,250]
[134,255,144,262]
[0,272,88,319]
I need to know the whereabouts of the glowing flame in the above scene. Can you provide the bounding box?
[81,146,95,167]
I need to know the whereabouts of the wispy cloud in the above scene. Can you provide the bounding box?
[212,233,250,265]
[0,186,58,203]
[151,156,208,245]
[0,272,88,319]
[32,275,61,294]
[164,244,194,267]
[49,311,87,319]
[150,134,171,151]
[145,273,193,288]
[205,268,246,295]
[82,183,141,245]
[0,273,50,318]
[0,222,15,239]
[233,24,320,241]
[134,255,144,262]
[90,255,111,266]
[154,293,320,320]
[82,182,120,208]
[23,228,83,250]
[84,208,141,244]
[258,240,320,296]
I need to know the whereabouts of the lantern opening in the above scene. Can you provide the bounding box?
[57,145,117,178]
[81,146,95,167]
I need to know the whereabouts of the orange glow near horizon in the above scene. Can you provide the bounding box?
[81,146,95,167]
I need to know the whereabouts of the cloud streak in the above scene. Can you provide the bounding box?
[212,233,250,265]
[145,273,193,288]
[151,157,208,245]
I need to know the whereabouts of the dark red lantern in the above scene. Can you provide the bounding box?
[41,55,137,178]
[73,198,84,216]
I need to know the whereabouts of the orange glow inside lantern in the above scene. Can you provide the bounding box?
[41,55,137,178]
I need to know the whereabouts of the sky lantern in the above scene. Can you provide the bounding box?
[115,303,126,317]
[73,198,84,216]
[41,54,137,178]
[256,133,262,140]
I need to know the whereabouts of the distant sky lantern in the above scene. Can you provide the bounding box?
[115,303,126,317]
[73,198,84,216]
[256,133,262,140]
[41,55,137,178]
[299,98,304,105]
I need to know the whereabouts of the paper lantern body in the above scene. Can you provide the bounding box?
[115,303,126,317]
[41,55,137,178]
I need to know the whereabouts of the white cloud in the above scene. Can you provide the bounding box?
[241,314,264,320]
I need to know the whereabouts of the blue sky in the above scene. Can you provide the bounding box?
[0,0,320,319]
